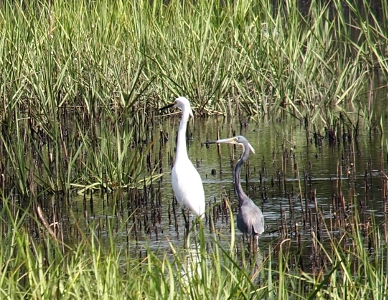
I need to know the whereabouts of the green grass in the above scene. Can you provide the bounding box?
[0,196,387,299]
[0,0,387,195]
[1,0,387,115]
[0,1,387,298]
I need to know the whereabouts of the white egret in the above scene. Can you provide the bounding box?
[161,97,205,227]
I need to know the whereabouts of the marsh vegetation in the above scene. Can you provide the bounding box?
[0,0,388,298]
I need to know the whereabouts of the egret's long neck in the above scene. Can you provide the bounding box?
[175,109,190,162]
[234,147,249,206]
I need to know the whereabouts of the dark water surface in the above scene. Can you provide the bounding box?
[57,103,388,272]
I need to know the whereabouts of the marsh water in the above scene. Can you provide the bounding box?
[32,96,388,273]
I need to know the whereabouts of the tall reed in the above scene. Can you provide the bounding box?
[0,0,386,194]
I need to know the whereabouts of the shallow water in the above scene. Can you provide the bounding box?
[52,106,388,272]
[164,115,384,252]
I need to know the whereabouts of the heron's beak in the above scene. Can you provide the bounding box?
[160,101,176,111]
[205,137,256,154]
[217,137,237,144]
[205,137,236,145]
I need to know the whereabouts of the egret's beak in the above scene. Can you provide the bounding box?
[160,101,176,111]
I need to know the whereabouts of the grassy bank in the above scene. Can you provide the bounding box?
[0,197,386,299]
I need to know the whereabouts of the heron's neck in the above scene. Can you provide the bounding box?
[175,111,190,162]
[234,154,249,205]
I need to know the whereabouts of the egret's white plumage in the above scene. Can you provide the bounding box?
[163,97,205,218]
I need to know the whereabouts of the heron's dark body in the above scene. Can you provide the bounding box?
[237,200,264,236]
[230,136,265,238]
[207,135,265,240]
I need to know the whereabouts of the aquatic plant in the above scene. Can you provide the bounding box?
[0,0,386,195]
[0,190,387,299]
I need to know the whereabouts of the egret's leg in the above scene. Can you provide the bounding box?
[182,208,190,230]
[183,228,190,249]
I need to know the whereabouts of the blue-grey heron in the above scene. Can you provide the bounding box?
[206,136,264,246]
[161,97,205,228]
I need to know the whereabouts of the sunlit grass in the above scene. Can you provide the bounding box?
[0,196,387,299]
[1,0,386,114]
[0,0,386,195]
[0,1,386,298]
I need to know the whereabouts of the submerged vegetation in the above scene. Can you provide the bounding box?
[0,0,388,298]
